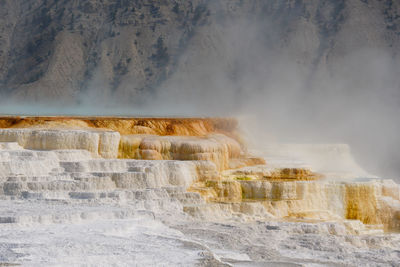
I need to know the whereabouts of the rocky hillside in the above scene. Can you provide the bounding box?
[0,0,399,103]
[0,0,209,102]
[1,0,400,179]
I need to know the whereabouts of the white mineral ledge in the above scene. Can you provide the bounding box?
[0,128,399,266]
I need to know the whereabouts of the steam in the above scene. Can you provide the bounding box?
[151,13,400,180]
[0,3,399,180]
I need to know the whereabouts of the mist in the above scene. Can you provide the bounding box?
[152,12,400,181]
[0,2,399,181]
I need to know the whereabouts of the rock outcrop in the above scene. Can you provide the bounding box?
[119,134,244,171]
[0,116,259,170]
[0,116,239,137]
[0,128,120,158]
[193,168,400,230]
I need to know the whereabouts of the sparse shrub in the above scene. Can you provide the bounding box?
[150,36,169,68]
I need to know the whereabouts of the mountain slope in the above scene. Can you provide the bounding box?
[0,0,399,103]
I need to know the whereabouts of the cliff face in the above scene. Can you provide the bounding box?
[0,0,399,102]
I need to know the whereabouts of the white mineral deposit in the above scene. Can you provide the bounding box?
[0,118,399,266]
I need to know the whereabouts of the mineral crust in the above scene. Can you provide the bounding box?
[0,117,399,266]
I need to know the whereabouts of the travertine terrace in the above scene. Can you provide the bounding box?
[0,116,399,266]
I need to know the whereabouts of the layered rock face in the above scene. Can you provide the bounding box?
[119,134,244,171]
[0,117,399,265]
[0,117,399,230]
[0,116,250,170]
[0,116,239,136]
[0,128,120,158]
[189,167,400,231]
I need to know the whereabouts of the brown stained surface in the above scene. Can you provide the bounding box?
[0,116,265,171]
[266,168,322,181]
[0,116,239,137]
[345,184,379,224]
[204,180,243,202]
